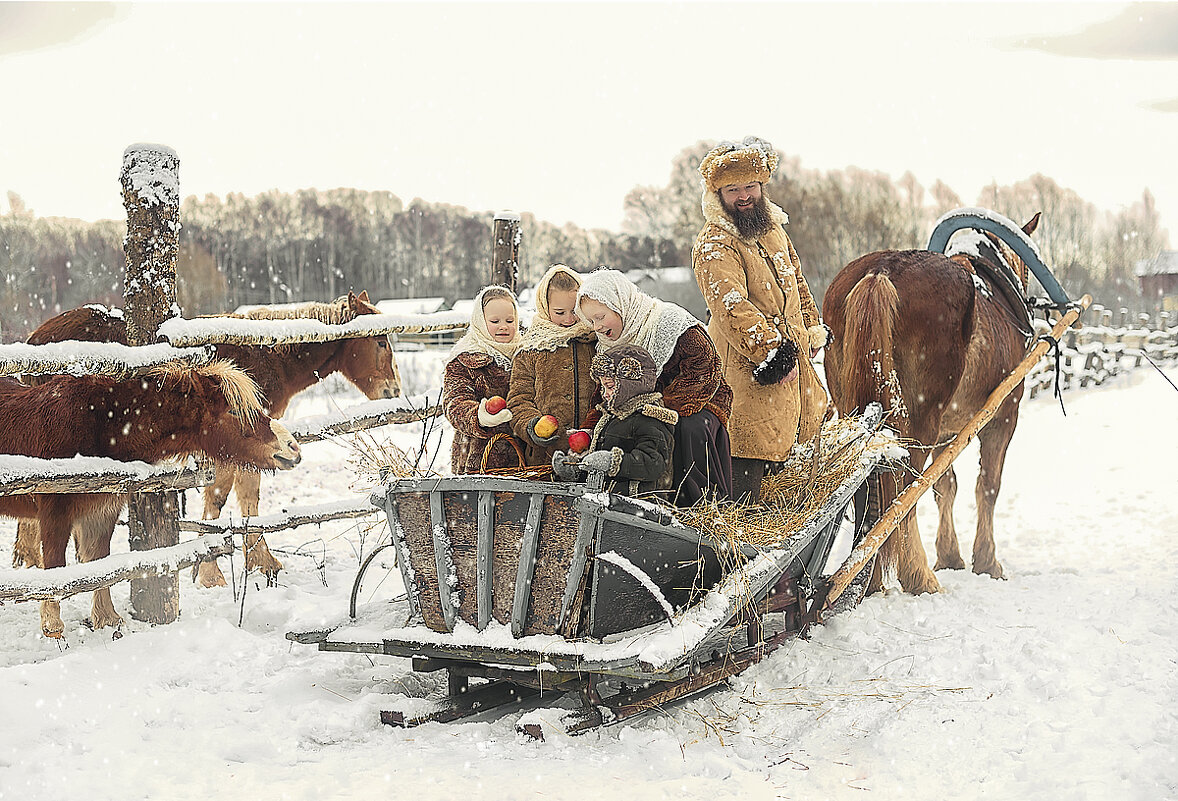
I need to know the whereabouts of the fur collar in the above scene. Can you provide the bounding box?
[517,326,595,354]
[700,190,789,244]
[599,392,679,424]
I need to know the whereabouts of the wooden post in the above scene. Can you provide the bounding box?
[820,295,1093,613]
[490,211,521,292]
[121,143,183,625]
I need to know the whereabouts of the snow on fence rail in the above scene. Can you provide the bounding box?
[157,310,469,347]
[0,341,212,378]
[0,532,235,602]
[1026,319,1178,398]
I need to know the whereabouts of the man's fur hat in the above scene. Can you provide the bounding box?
[698,137,779,192]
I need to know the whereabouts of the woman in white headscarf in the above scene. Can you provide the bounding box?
[576,269,733,504]
[443,285,524,474]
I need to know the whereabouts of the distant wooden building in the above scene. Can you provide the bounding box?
[1136,250,1178,312]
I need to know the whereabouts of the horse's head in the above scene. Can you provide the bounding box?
[341,290,402,399]
[149,361,302,471]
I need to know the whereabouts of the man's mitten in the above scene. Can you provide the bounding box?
[752,339,799,386]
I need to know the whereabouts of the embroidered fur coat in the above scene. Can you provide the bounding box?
[691,193,829,461]
[443,354,523,474]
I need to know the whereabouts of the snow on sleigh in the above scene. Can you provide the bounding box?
[288,407,903,737]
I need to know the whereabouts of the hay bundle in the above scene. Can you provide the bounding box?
[673,413,901,556]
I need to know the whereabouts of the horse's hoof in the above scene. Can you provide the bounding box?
[42,626,64,639]
[974,562,1006,580]
[195,561,229,588]
[111,627,124,641]
[934,558,966,571]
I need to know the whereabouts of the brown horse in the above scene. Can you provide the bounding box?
[822,214,1039,595]
[0,360,302,637]
[21,290,401,586]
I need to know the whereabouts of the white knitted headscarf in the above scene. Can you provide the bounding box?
[447,286,522,370]
[519,264,594,352]
[575,269,700,372]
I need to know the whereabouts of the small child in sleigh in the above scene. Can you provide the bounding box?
[552,345,678,497]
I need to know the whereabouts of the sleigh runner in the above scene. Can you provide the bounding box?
[289,407,901,735]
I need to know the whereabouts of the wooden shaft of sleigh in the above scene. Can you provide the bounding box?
[820,294,1092,613]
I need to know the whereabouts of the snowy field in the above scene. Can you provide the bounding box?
[1,352,1176,801]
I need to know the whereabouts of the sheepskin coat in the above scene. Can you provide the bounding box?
[443,353,523,474]
[692,192,828,461]
[507,332,597,466]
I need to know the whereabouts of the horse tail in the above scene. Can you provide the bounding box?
[840,272,906,424]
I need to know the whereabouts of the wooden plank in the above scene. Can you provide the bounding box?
[179,497,375,535]
[380,680,539,728]
[443,491,479,627]
[0,532,234,602]
[476,490,494,631]
[510,492,545,637]
[557,504,599,633]
[490,491,528,625]
[382,493,419,617]
[430,491,456,632]
[397,492,444,631]
[523,495,591,635]
[290,401,443,444]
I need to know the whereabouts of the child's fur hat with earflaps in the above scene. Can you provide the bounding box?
[698,136,780,192]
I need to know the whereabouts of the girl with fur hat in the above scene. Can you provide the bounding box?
[506,265,598,467]
[552,345,677,498]
[576,269,733,505]
[442,285,525,474]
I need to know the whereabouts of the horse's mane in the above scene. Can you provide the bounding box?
[238,295,356,325]
[145,360,265,428]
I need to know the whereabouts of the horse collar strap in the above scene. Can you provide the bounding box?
[928,207,1071,308]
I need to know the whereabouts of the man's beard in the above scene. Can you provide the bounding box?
[724,194,774,238]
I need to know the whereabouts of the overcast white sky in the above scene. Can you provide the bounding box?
[1,2,1176,241]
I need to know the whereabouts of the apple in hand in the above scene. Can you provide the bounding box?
[485,395,507,414]
[533,414,559,439]
[567,430,591,453]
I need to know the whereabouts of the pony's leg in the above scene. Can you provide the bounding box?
[13,518,44,568]
[73,499,125,632]
[234,471,283,584]
[202,465,236,519]
[194,465,237,588]
[972,397,1019,579]
[933,454,966,570]
[37,498,74,638]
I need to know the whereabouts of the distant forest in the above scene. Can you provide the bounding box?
[1,140,1168,342]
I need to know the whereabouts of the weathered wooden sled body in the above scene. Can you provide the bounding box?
[290,414,896,736]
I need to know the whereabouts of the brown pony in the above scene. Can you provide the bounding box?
[822,215,1040,595]
[0,360,302,637]
[21,290,401,586]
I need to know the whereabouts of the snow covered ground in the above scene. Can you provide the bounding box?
[1,354,1175,801]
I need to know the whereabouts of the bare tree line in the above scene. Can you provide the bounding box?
[1,145,1168,342]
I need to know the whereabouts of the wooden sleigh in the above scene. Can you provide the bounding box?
[288,406,901,738]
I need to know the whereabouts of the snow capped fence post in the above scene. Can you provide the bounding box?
[121,143,183,626]
[491,211,520,292]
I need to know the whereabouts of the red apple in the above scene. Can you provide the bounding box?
[567,430,591,453]
[533,414,559,439]
[485,395,507,414]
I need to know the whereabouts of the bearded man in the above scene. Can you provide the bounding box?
[691,137,830,501]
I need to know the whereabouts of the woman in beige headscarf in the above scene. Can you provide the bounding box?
[576,269,733,505]
[507,265,598,466]
[443,285,524,474]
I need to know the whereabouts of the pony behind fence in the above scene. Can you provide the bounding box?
[822,214,1040,595]
[23,290,400,586]
[0,360,302,637]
